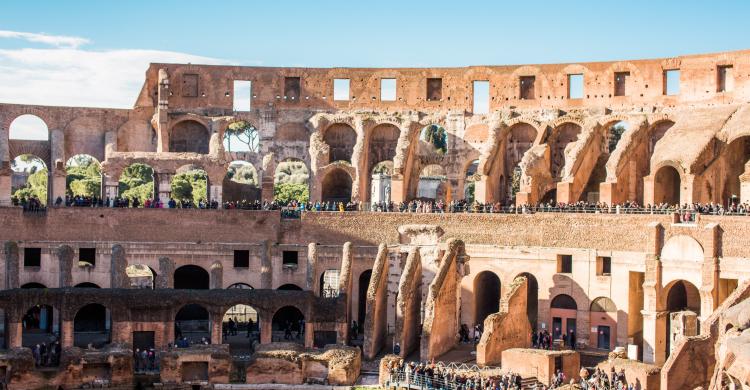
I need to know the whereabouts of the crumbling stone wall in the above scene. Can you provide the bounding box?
[421,239,463,360]
[395,247,422,358]
[246,343,361,385]
[476,276,532,366]
[363,243,389,360]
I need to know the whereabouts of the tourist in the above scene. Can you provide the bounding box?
[393,342,400,356]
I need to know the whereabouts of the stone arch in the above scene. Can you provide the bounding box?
[416,164,449,201]
[589,296,617,350]
[65,154,102,200]
[473,271,501,325]
[73,303,110,348]
[579,120,630,202]
[550,294,579,343]
[21,282,47,289]
[271,306,305,343]
[277,284,303,291]
[169,119,209,154]
[653,164,682,205]
[502,122,538,203]
[74,282,100,288]
[126,264,156,289]
[223,160,261,204]
[22,304,60,350]
[175,304,210,344]
[171,165,209,206]
[63,116,106,161]
[174,265,209,290]
[118,162,155,205]
[10,153,48,205]
[222,303,260,353]
[370,160,393,204]
[365,123,400,202]
[663,280,701,359]
[8,114,48,141]
[661,235,705,263]
[418,124,448,155]
[719,135,750,206]
[321,166,353,203]
[323,123,357,163]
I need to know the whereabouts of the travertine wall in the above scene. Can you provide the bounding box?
[476,276,532,366]
[421,239,463,360]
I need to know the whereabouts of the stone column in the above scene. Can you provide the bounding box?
[110,244,128,289]
[154,172,173,205]
[306,243,317,293]
[210,261,223,289]
[57,245,74,288]
[4,241,19,290]
[156,257,175,289]
[260,241,272,289]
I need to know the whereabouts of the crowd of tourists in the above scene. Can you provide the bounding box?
[133,348,159,373]
[31,341,61,367]
[385,359,525,390]
[579,367,634,390]
[532,329,577,350]
[11,195,45,212]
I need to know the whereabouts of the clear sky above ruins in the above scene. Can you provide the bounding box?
[1,0,749,108]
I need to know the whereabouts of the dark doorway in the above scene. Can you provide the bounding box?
[277,284,302,291]
[552,317,562,340]
[517,272,539,329]
[321,169,353,203]
[272,306,304,343]
[133,331,155,351]
[174,265,209,290]
[473,271,501,325]
[175,304,210,344]
[74,303,110,348]
[597,326,611,350]
[358,270,372,326]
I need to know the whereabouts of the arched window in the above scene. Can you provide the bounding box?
[73,303,110,348]
[551,294,578,310]
[9,115,48,140]
[271,306,305,343]
[174,265,209,290]
[320,270,340,298]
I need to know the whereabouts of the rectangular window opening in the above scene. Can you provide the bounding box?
[333,78,350,101]
[233,80,252,111]
[380,78,397,101]
[284,77,301,101]
[519,76,536,100]
[234,250,250,268]
[663,69,680,96]
[614,72,630,97]
[24,247,41,267]
[557,254,573,274]
[568,74,584,99]
[182,73,199,97]
[597,256,612,276]
[718,65,734,92]
[282,250,299,266]
[472,80,490,114]
[426,78,442,101]
[79,248,96,267]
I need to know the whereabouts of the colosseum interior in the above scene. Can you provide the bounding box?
[0,48,749,389]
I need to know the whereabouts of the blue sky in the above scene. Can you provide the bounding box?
[0,0,749,108]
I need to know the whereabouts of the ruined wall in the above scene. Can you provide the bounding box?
[476,276,532,366]
[395,248,422,357]
[501,348,580,387]
[421,239,463,360]
[245,344,361,386]
[362,243,389,360]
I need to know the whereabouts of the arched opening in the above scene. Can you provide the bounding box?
[550,294,578,347]
[589,297,617,350]
[175,304,210,345]
[172,166,208,208]
[321,168,352,204]
[323,124,357,163]
[126,264,156,289]
[720,136,750,206]
[419,125,448,155]
[174,265,209,290]
[11,154,47,206]
[371,161,393,205]
[65,155,102,205]
[73,303,110,348]
[549,123,582,179]
[580,121,629,203]
[227,283,253,289]
[517,272,539,329]
[22,304,60,363]
[503,123,537,204]
[473,271,501,325]
[464,160,479,202]
[654,165,681,206]
[319,269,340,298]
[223,161,260,205]
[170,120,209,154]
[417,164,449,201]
[21,283,47,289]
[223,121,259,153]
[74,282,100,288]
[277,284,303,291]
[358,270,372,327]
[273,158,310,204]
[665,280,701,358]
[118,163,154,206]
[9,115,48,141]
[222,304,260,356]
[272,306,305,343]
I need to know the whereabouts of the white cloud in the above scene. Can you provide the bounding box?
[0,47,231,108]
[0,30,90,49]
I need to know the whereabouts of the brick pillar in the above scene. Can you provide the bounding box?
[304,322,314,348]
[556,181,574,204]
[4,241,19,290]
[306,243,317,293]
[57,245,74,288]
[111,319,129,344]
[7,321,22,348]
[61,320,74,348]
[0,166,11,207]
[110,244,128,289]
[260,241,272,289]
[157,256,174,289]
[260,316,272,344]
[164,320,175,347]
[211,311,223,344]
